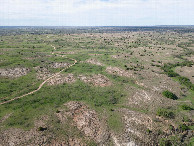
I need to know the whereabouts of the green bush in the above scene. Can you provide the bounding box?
[177,76,194,91]
[159,138,172,146]
[159,136,181,146]
[56,109,60,113]
[156,108,175,119]
[166,71,179,77]
[161,62,194,91]
[38,126,47,131]
[162,90,178,100]
[181,104,193,110]
[146,129,152,134]
[188,137,194,146]
[182,116,191,122]
[179,124,190,132]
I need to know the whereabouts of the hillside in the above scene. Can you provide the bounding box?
[0,27,193,145]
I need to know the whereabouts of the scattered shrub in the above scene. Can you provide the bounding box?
[162,90,178,100]
[179,124,189,132]
[109,96,118,105]
[169,125,174,131]
[38,126,47,131]
[161,62,194,91]
[159,136,181,146]
[56,109,60,113]
[146,129,152,134]
[177,76,194,90]
[181,104,193,110]
[167,71,179,77]
[159,138,172,146]
[156,65,161,67]
[182,116,191,122]
[157,108,175,119]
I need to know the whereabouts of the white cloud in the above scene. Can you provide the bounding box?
[0,0,193,25]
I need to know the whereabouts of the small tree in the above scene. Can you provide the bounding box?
[181,104,193,110]
[162,90,178,100]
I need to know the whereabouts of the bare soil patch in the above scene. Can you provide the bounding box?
[130,89,177,110]
[78,74,112,87]
[47,73,76,85]
[112,54,131,59]
[34,66,53,80]
[130,89,155,105]
[0,68,30,78]
[50,62,70,68]
[88,54,103,56]
[51,138,84,146]
[0,116,49,146]
[23,55,52,60]
[111,134,136,146]
[57,101,110,144]
[184,55,194,62]
[117,108,159,145]
[136,70,184,97]
[0,128,45,146]
[62,51,75,55]
[0,115,85,146]
[85,58,104,66]
[106,66,135,78]
[115,108,180,145]
[175,66,194,84]
[0,113,12,125]
[110,108,158,145]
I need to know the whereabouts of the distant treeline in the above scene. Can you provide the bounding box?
[0,26,194,35]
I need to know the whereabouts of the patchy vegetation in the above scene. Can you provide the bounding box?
[180,104,193,110]
[0,26,193,145]
[156,108,175,119]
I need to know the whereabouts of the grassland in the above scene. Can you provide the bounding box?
[0,28,193,145]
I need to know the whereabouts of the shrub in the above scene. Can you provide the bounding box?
[162,90,178,100]
[161,62,194,91]
[159,136,181,146]
[159,138,172,146]
[166,71,179,77]
[56,109,60,113]
[182,116,191,122]
[146,129,152,134]
[179,124,189,132]
[38,126,47,131]
[181,104,193,110]
[169,125,174,131]
[156,65,161,67]
[109,96,118,105]
[157,108,175,119]
[188,137,194,146]
[177,76,194,90]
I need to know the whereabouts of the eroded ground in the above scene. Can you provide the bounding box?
[0,28,194,145]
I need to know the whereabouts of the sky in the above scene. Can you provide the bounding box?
[0,0,194,26]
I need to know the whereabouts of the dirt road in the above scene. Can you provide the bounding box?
[0,45,77,105]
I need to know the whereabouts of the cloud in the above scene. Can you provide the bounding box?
[0,0,194,25]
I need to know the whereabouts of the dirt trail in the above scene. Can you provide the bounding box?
[0,45,77,105]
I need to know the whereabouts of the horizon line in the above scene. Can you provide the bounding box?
[0,25,194,27]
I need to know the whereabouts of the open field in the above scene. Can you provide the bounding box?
[0,26,194,145]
